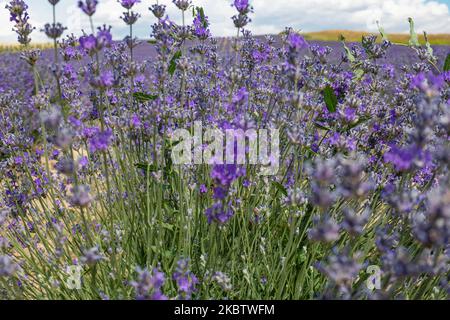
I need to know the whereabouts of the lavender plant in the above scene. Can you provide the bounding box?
[0,0,449,301]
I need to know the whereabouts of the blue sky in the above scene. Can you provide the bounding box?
[1,0,450,43]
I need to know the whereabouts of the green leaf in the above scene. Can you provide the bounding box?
[133,92,158,102]
[323,85,338,113]
[315,117,332,123]
[304,146,318,156]
[162,250,173,258]
[147,39,157,44]
[376,21,389,42]
[272,181,288,197]
[339,116,370,133]
[444,54,450,72]
[0,152,9,161]
[160,222,174,231]
[168,139,181,148]
[314,122,331,131]
[353,68,365,81]
[168,50,182,76]
[194,6,208,28]
[423,31,434,57]
[340,35,356,63]
[135,163,158,173]
[408,17,420,47]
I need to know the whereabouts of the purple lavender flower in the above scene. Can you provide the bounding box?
[6,0,35,45]
[199,184,208,194]
[149,4,166,19]
[315,248,363,286]
[0,210,9,225]
[78,156,89,169]
[173,259,198,299]
[383,144,430,172]
[173,0,191,11]
[80,247,104,266]
[42,22,66,39]
[96,25,113,48]
[78,0,98,16]
[308,215,340,243]
[5,0,28,22]
[287,32,308,51]
[193,11,210,40]
[232,13,251,29]
[213,186,227,200]
[210,163,245,201]
[341,208,370,236]
[0,255,19,277]
[130,114,141,128]
[90,70,115,89]
[121,11,140,25]
[382,247,418,278]
[234,0,251,14]
[118,0,140,10]
[70,185,94,207]
[54,127,74,149]
[79,26,113,55]
[309,183,337,209]
[413,187,450,247]
[79,34,97,54]
[55,157,75,176]
[20,49,41,66]
[205,202,234,225]
[443,71,450,84]
[88,128,113,153]
[130,266,168,300]
[211,164,246,188]
[410,72,445,94]
[339,157,373,199]
[375,227,399,253]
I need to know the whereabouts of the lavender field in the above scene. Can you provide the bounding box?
[0,0,449,301]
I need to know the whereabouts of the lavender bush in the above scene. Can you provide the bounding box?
[0,0,449,300]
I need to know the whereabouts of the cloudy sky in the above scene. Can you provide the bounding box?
[1,0,450,43]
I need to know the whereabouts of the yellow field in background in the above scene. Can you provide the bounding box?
[303,30,450,45]
[0,43,53,53]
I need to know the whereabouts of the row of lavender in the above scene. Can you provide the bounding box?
[0,0,449,299]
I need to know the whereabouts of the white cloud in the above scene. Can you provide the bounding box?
[249,0,450,34]
[0,0,449,43]
[0,1,13,42]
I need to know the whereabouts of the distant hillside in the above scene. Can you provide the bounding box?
[0,43,53,53]
[303,30,450,45]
